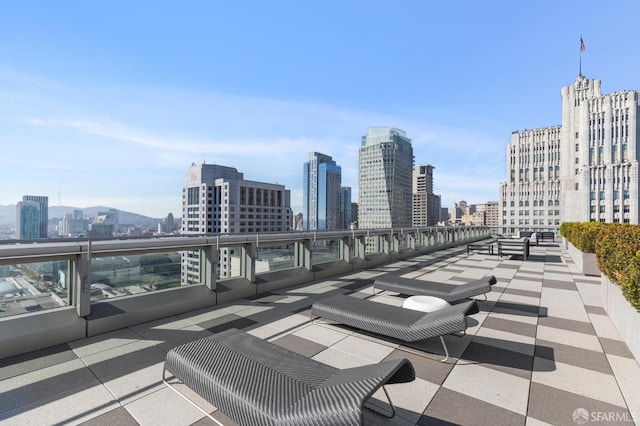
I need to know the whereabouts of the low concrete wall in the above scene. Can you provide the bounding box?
[0,307,86,359]
[602,275,640,362]
[567,242,601,277]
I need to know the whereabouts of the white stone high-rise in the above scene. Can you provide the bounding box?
[500,75,640,231]
[358,128,413,229]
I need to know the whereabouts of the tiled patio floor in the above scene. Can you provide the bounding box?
[1,241,639,425]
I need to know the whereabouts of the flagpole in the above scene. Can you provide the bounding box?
[579,35,584,77]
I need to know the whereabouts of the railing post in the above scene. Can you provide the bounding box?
[241,243,256,282]
[391,231,400,253]
[340,236,351,262]
[413,230,420,248]
[294,239,312,271]
[354,235,366,260]
[75,241,91,317]
[203,244,217,290]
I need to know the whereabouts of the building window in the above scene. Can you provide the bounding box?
[187,187,199,205]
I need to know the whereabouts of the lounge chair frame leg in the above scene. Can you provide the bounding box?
[439,336,450,363]
[364,385,396,418]
[162,367,225,426]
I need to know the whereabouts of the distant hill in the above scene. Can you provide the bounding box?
[0,204,164,228]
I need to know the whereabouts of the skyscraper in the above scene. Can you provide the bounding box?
[339,187,352,229]
[16,201,41,239]
[359,128,413,229]
[500,75,640,230]
[16,195,48,239]
[302,152,342,231]
[412,164,442,227]
[181,163,292,283]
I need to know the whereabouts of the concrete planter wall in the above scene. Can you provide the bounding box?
[601,274,640,362]
[567,241,601,277]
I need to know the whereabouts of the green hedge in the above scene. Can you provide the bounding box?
[594,224,640,312]
[562,222,640,312]
[559,222,605,253]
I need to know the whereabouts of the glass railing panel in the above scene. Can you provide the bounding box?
[311,239,340,264]
[256,243,295,273]
[398,234,409,250]
[91,252,183,301]
[219,246,243,280]
[0,260,70,318]
[365,235,382,255]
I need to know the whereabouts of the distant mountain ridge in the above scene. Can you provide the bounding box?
[0,204,163,228]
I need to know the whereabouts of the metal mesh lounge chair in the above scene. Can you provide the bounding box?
[372,275,497,302]
[311,295,479,362]
[163,328,416,426]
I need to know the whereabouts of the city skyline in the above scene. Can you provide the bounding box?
[1,2,639,218]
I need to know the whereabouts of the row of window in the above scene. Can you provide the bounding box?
[508,210,560,216]
[590,206,631,213]
[506,219,561,225]
[590,190,630,200]
[509,200,560,207]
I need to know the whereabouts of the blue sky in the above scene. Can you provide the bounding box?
[1,1,639,218]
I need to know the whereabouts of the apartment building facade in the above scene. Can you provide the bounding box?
[181,163,292,283]
[412,164,441,227]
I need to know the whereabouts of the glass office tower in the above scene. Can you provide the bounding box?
[302,152,342,231]
[358,128,413,229]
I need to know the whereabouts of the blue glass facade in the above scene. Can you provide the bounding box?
[303,153,342,231]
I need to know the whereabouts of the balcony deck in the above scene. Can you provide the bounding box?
[1,241,639,425]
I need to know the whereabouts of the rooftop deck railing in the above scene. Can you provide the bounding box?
[0,225,490,359]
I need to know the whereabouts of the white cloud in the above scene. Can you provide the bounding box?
[2,73,512,217]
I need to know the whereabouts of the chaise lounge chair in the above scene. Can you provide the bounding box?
[163,328,416,426]
[311,295,479,361]
[372,274,497,302]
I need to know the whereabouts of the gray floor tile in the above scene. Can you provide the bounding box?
[271,333,326,358]
[78,406,139,426]
[201,314,258,333]
[599,337,635,359]
[0,359,100,415]
[420,387,525,426]
[532,357,625,407]
[528,382,632,426]
[542,280,577,290]
[584,305,607,315]
[442,362,530,415]
[481,316,537,338]
[537,316,595,335]
[0,344,77,381]
[503,287,542,298]
[534,338,612,374]
[458,340,534,380]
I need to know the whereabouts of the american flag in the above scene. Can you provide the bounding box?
[580,37,585,52]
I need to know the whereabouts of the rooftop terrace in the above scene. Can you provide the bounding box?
[1,241,639,425]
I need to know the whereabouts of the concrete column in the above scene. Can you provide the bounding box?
[203,245,217,290]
